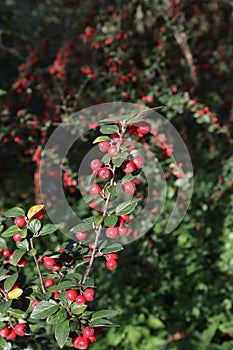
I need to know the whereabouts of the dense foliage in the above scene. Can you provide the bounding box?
[0,0,232,349]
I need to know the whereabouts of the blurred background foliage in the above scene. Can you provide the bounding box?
[0,0,233,348]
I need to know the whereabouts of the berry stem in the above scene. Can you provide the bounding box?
[82,120,127,285]
[29,237,46,294]
[0,287,8,301]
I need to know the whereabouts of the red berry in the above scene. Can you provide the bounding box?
[44,278,54,288]
[105,227,118,239]
[98,141,109,152]
[6,329,16,340]
[43,257,55,269]
[111,133,121,142]
[2,249,10,258]
[98,167,111,180]
[14,217,26,228]
[90,184,102,195]
[53,291,60,300]
[84,288,95,302]
[33,209,45,220]
[0,327,10,337]
[83,326,95,338]
[122,181,135,195]
[89,335,97,343]
[133,155,144,169]
[14,323,26,336]
[106,258,117,270]
[17,256,27,267]
[75,231,88,241]
[120,214,129,221]
[52,261,62,271]
[72,336,89,349]
[90,159,102,171]
[13,232,23,242]
[135,121,150,136]
[106,253,118,260]
[66,289,78,302]
[122,161,136,174]
[76,295,86,305]
[108,145,118,158]
[118,226,128,236]
[31,300,40,310]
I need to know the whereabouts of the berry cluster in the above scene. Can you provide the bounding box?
[0,323,26,340]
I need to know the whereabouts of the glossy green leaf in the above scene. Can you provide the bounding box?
[48,281,79,292]
[47,307,67,325]
[70,222,92,233]
[4,273,18,292]
[2,225,20,237]
[115,198,141,215]
[12,250,26,265]
[104,215,118,227]
[91,309,118,321]
[16,239,29,251]
[70,303,87,315]
[55,320,70,348]
[31,301,59,319]
[93,135,110,144]
[29,219,41,234]
[101,243,124,254]
[40,224,57,236]
[100,124,119,134]
[4,207,25,218]
[0,300,12,315]
[89,318,116,327]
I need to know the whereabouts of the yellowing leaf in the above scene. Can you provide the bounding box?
[8,287,23,299]
[27,205,44,220]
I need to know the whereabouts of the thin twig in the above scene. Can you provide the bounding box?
[30,238,46,294]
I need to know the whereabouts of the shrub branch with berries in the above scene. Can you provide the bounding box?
[0,113,156,349]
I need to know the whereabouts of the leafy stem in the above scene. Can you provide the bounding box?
[82,120,127,285]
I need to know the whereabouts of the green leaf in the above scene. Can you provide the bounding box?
[70,222,92,233]
[40,224,57,236]
[0,89,7,96]
[121,174,134,183]
[94,215,104,228]
[116,198,141,215]
[89,318,116,327]
[0,225,4,234]
[104,215,118,227]
[0,300,12,315]
[0,322,6,330]
[100,124,119,134]
[93,135,110,144]
[27,248,37,257]
[70,303,87,315]
[0,238,7,250]
[112,152,128,167]
[31,301,59,319]
[19,228,27,238]
[48,281,79,292]
[29,219,41,234]
[16,239,29,251]
[91,309,118,321]
[55,320,70,349]
[102,154,111,164]
[101,243,124,254]
[2,225,19,237]
[47,307,67,325]
[4,273,18,292]
[12,250,26,265]
[4,207,25,218]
